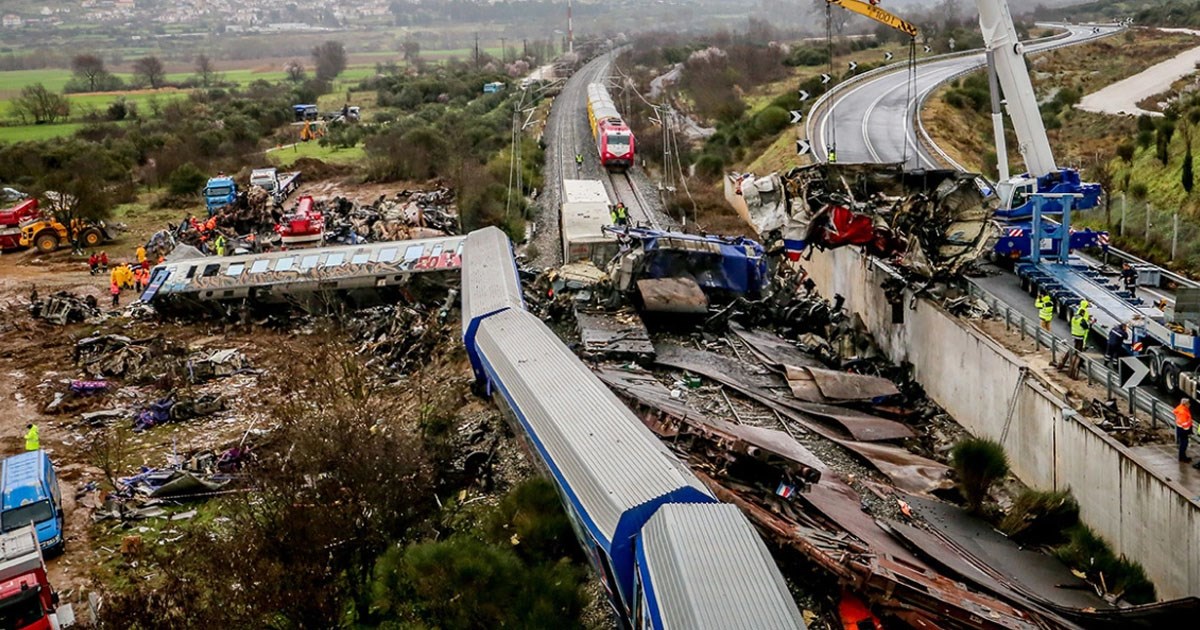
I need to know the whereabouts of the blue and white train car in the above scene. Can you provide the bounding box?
[461,227,804,629]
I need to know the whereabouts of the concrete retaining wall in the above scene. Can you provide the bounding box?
[804,246,1200,599]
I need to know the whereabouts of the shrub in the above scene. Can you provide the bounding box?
[999,489,1079,545]
[694,153,725,180]
[1054,524,1156,604]
[950,437,1009,514]
[783,47,829,67]
[166,162,207,197]
[754,105,791,138]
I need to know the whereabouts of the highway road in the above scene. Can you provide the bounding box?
[811,24,1121,167]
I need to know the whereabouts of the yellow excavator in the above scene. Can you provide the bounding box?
[826,0,919,38]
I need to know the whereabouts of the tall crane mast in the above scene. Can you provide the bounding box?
[976,0,1056,177]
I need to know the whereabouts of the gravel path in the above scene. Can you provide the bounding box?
[1077,29,1200,117]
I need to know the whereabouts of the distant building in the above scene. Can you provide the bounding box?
[2,14,23,28]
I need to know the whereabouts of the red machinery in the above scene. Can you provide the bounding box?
[275,195,325,247]
[0,199,40,251]
[586,83,636,170]
[0,524,71,629]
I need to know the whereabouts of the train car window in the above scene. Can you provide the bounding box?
[429,244,444,258]
[184,266,197,279]
[323,253,345,267]
[225,263,245,277]
[299,255,320,271]
[403,244,424,261]
[250,259,270,274]
[378,247,398,262]
[275,257,295,271]
[202,264,220,277]
[351,252,370,264]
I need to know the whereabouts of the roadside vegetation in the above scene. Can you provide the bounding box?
[96,343,590,627]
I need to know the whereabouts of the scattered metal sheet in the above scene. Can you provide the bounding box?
[790,402,914,441]
[655,343,914,443]
[595,367,825,484]
[729,324,824,369]
[653,342,949,493]
[576,310,655,361]
[636,277,709,314]
[784,365,900,402]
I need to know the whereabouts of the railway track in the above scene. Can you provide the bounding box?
[608,171,658,229]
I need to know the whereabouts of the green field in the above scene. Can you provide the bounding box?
[267,141,365,167]
[0,122,94,143]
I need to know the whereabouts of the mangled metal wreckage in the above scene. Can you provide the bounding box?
[726,163,994,278]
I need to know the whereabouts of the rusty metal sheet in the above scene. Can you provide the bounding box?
[792,401,914,441]
[784,365,900,401]
[729,324,824,369]
[636,277,709,313]
[653,342,950,493]
[595,367,826,481]
[575,309,655,360]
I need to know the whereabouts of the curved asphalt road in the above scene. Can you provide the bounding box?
[812,23,1122,168]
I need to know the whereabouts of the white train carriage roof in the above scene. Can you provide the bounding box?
[146,235,465,301]
[638,504,806,630]
[588,82,622,122]
[474,308,713,543]
[461,227,524,331]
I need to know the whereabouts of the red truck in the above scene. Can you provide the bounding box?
[0,199,40,251]
[0,524,72,629]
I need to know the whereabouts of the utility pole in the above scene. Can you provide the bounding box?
[568,0,574,54]
[500,37,507,63]
[474,32,480,69]
[523,38,528,60]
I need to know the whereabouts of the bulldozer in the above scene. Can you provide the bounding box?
[20,216,117,253]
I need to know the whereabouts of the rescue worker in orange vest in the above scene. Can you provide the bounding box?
[136,245,147,264]
[1175,398,1193,463]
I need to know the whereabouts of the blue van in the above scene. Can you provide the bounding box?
[0,451,64,555]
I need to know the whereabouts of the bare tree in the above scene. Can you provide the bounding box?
[10,83,70,124]
[70,54,107,91]
[194,53,219,87]
[312,40,347,81]
[133,55,166,89]
[285,59,307,83]
[1089,152,1116,228]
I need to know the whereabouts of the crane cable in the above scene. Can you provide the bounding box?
[826,2,836,162]
[902,35,916,167]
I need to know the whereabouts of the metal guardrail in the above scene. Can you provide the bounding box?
[805,26,1075,161]
[964,279,1176,430]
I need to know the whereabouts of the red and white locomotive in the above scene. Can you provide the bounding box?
[586,83,636,171]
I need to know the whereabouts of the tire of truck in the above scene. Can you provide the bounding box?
[34,231,59,254]
[80,227,103,248]
[1164,362,1180,395]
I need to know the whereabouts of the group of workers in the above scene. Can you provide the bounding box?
[610,202,629,226]
[98,245,160,307]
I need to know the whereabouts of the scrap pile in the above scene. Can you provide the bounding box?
[726,164,994,279]
[95,448,251,522]
[320,188,459,245]
[29,291,100,325]
[74,334,189,381]
[588,321,1200,627]
[346,294,457,375]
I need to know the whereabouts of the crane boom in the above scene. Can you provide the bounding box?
[826,0,919,38]
[976,0,1057,177]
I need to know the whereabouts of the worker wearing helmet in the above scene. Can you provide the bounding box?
[1070,309,1088,352]
[1035,293,1053,332]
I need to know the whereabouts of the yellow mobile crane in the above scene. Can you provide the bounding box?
[826,0,919,37]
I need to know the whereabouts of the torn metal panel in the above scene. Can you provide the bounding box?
[724,172,788,235]
[575,310,655,361]
[699,471,1042,630]
[653,343,949,493]
[595,367,824,485]
[636,277,709,314]
[729,324,824,369]
[791,402,914,442]
[655,343,914,443]
[783,365,900,402]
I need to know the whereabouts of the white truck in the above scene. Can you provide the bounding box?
[249,168,301,205]
[560,179,618,265]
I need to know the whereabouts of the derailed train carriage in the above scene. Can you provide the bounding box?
[460,227,804,629]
